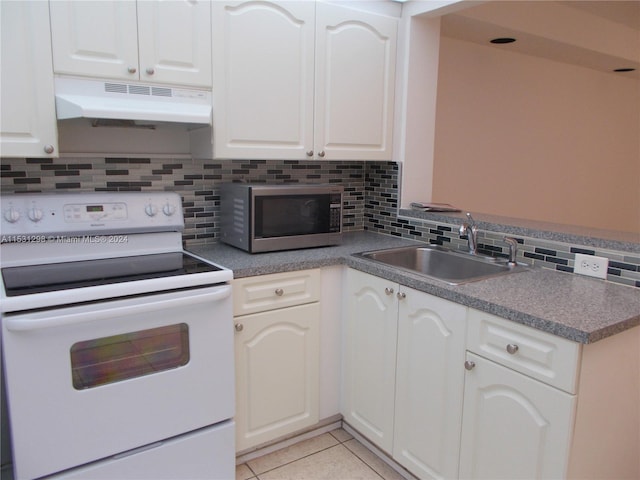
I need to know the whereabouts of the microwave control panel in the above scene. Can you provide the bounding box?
[329,193,342,232]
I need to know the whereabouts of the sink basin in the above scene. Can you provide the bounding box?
[356,245,527,285]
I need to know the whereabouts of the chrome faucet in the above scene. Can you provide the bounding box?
[459,212,479,255]
[503,236,519,266]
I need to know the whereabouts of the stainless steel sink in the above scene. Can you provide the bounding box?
[356,244,527,285]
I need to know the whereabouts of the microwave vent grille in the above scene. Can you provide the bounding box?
[232,198,245,235]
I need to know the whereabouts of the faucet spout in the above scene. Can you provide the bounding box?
[503,236,519,266]
[459,212,479,255]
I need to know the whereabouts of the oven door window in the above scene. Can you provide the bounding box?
[70,324,189,389]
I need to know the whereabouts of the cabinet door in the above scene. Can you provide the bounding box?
[212,1,315,159]
[0,1,58,157]
[459,353,576,479]
[393,288,467,479]
[137,0,212,87]
[50,0,139,80]
[234,303,320,452]
[314,3,397,160]
[343,269,398,453]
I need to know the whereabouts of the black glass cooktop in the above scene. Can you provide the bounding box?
[2,252,222,297]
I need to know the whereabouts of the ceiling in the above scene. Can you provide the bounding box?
[440,1,640,77]
[559,1,640,30]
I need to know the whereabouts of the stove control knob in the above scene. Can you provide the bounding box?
[28,207,44,222]
[4,207,20,223]
[162,203,176,216]
[145,204,158,217]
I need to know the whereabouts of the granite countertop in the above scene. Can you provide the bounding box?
[189,231,640,344]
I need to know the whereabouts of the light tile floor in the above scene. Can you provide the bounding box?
[236,429,406,480]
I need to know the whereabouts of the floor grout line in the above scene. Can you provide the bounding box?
[341,443,387,480]
[254,440,348,477]
[240,428,403,480]
[253,443,385,480]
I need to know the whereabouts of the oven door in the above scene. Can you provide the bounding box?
[2,284,233,480]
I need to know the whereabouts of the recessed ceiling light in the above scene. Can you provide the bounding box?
[613,68,636,73]
[490,37,516,44]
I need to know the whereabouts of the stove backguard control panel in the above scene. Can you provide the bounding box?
[0,192,184,240]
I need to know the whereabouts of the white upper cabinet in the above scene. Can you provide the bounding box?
[212,1,397,160]
[314,3,397,161]
[136,1,212,87]
[1,1,58,158]
[49,1,138,81]
[49,0,212,88]
[212,1,315,160]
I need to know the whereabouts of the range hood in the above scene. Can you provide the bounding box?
[54,77,212,125]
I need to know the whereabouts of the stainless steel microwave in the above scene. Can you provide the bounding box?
[219,183,343,253]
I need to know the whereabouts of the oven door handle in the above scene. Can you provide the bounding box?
[4,285,231,332]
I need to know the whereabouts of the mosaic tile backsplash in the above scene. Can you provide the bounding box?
[2,156,639,288]
[0,157,367,244]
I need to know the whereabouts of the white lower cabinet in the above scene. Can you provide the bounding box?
[393,283,467,479]
[233,270,320,452]
[343,269,399,453]
[458,352,576,479]
[343,268,632,480]
[343,268,467,478]
[460,309,580,479]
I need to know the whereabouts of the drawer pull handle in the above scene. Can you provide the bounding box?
[235,323,244,332]
[464,360,476,371]
[384,287,394,295]
[506,344,519,354]
[396,292,406,300]
[275,288,284,296]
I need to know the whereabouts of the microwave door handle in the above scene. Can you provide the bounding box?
[4,285,231,332]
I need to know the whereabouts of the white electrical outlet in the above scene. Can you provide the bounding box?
[574,253,609,279]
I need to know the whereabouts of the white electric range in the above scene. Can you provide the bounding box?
[0,191,234,480]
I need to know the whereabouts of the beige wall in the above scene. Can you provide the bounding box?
[567,326,640,479]
[432,36,640,233]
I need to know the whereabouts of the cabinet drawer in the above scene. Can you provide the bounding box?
[232,269,321,316]
[467,310,581,393]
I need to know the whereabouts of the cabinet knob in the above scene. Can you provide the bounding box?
[306,150,314,157]
[275,288,284,296]
[396,291,406,300]
[234,323,244,332]
[384,287,394,295]
[43,144,54,154]
[464,360,476,371]
[318,151,325,158]
[146,67,155,75]
[506,344,519,354]
[128,66,137,74]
